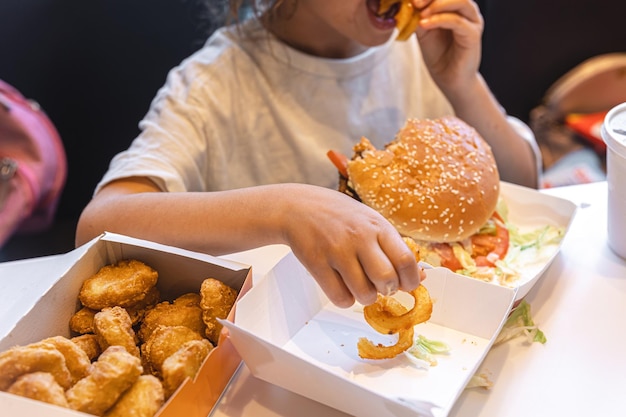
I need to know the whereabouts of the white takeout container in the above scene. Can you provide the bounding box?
[0,232,252,417]
[498,182,577,300]
[223,251,518,417]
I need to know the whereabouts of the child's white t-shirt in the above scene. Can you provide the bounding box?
[97,18,453,194]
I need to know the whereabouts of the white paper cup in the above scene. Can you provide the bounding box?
[601,102,626,259]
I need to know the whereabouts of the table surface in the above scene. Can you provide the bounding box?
[1,181,625,417]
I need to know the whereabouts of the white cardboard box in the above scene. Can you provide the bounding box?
[0,232,252,417]
[498,182,577,300]
[223,252,518,417]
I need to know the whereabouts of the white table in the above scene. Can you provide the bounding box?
[1,181,625,416]
[214,181,626,417]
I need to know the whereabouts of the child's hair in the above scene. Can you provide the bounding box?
[222,0,292,25]
[201,0,294,36]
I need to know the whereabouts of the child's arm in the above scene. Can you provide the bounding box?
[76,178,424,308]
[415,0,539,187]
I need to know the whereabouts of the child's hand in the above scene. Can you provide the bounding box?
[281,185,423,308]
[414,0,483,92]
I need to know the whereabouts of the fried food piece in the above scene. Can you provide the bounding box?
[0,343,72,391]
[69,306,97,335]
[103,375,164,417]
[141,325,204,377]
[31,336,91,385]
[137,294,206,343]
[71,334,102,361]
[161,339,214,398]
[357,327,415,360]
[93,306,140,357]
[173,292,201,306]
[379,0,421,41]
[78,259,158,310]
[125,286,161,326]
[66,346,142,416]
[363,286,432,334]
[402,236,422,263]
[7,372,69,408]
[358,287,432,360]
[199,278,238,345]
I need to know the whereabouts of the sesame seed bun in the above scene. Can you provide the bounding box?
[346,116,500,242]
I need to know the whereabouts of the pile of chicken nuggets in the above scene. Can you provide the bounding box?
[0,259,239,416]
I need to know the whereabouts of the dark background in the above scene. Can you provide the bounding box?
[1,0,625,261]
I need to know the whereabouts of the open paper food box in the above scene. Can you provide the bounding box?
[223,253,517,417]
[0,232,252,417]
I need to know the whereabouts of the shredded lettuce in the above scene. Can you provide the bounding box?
[495,300,546,345]
[466,372,494,390]
[413,197,566,288]
[405,334,451,367]
[438,201,566,287]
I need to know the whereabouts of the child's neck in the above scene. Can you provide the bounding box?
[261,8,367,59]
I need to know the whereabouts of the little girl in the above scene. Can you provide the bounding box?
[77,0,538,308]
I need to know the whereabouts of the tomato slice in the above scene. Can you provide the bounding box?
[430,242,464,272]
[472,212,509,267]
[429,212,509,271]
[327,150,349,178]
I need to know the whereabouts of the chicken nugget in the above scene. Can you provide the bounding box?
[69,306,97,335]
[161,339,213,398]
[173,292,201,306]
[71,334,102,361]
[137,295,205,343]
[0,343,72,391]
[66,346,142,416]
[7,371,69,408]
[199,278,238,345]
[125,286,161,326]
[79,259,158,310]
[141,325,204,377]
[94,306,140,357]
[31,336,91,385]
[103,374,164,417]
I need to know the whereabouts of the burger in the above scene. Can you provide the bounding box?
[328,116,509,273]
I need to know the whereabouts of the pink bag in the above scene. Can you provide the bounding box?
[0,79,67,247]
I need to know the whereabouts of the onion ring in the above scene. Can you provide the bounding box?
[379,0,421,42]
[363,286,432,334]
[357,286,432,360]
[357,327,415,360]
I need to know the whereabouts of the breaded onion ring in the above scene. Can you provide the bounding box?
[379,0,421,41]
[357,286,432,360]
[363,286,432,334]
[357,327,415,360]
